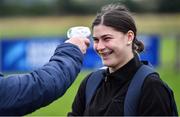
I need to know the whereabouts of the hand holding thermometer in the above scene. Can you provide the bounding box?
[67,26,91,38]
[66,26,91,54]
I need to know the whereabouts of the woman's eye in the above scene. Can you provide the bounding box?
[93,38,99,43]
[104,37,111,41]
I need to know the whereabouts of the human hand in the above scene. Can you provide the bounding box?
[65,37,90,54]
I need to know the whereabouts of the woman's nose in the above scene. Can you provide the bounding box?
[96,41,105,51]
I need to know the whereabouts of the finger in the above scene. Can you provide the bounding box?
[82,48,86,54]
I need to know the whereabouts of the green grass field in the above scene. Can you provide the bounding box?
[0,14,180,116]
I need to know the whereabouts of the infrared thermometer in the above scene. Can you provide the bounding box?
[67,26,91,38]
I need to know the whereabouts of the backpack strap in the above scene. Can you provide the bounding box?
[124,64,155,115]
[85,69,106,107]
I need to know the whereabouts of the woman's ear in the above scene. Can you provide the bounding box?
[126,30,134,45]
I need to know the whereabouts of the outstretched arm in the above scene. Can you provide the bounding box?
[0,37,90,115]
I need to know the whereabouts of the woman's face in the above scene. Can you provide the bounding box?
[93,24,134,71]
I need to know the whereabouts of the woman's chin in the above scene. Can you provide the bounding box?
[102,61,112,67]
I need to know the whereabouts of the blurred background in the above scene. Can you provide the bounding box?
[0,0,180,116]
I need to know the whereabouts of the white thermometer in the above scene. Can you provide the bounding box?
[67,26,91,38]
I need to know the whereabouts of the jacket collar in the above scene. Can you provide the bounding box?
[105,54,142,82]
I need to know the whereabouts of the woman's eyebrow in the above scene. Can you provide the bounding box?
[101,34,112,38]
[93,34,112,39]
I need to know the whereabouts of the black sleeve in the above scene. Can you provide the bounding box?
[138,73,173,116]
[68,73,92,116]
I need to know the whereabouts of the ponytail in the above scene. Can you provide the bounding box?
[133,38,144,54]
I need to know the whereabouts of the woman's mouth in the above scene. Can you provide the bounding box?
[99,50,113,59]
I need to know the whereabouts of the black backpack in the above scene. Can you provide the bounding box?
[85,64,178,116]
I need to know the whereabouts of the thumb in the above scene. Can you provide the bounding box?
[84,38,90,47]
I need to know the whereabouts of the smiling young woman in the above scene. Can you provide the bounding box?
[93,25,134,72]
[68,3,178,116]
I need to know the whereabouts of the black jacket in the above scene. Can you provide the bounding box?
[68,55,175,116]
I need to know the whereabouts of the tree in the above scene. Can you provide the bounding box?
[158,0,180,13]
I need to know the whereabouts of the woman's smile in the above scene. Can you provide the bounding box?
[99,50,113,59]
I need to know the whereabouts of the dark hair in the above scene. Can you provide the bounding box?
[92,3,144,53]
